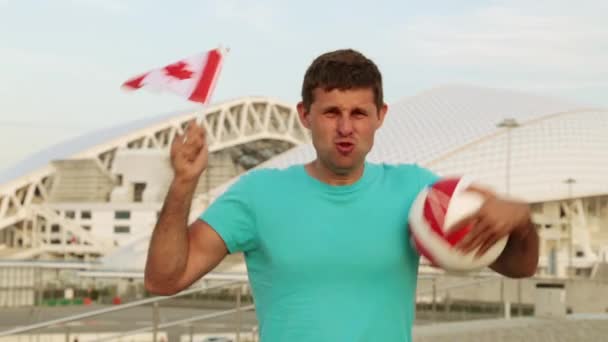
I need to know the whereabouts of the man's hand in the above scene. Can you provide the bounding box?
[171,119,208,183]
[455,187,532,257]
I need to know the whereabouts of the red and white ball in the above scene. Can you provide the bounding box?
[409,177,508,272]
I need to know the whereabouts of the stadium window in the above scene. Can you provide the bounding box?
[114,211,130,220]
[65,211,75,219]
[114,226,130,234]
[530,203,543,214]
[51,224,60,233]
[81,211,92,219]
[133,183,146,203]
[82,225,91,231]
[587,198,598,216]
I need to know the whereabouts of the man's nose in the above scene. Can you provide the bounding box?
[337,116,353,136]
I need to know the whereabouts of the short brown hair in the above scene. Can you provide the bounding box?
[301,49,384,111]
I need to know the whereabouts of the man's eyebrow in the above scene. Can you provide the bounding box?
[321,105,341,111]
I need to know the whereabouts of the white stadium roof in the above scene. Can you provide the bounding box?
[208,84,608,204]
[255,84,581,167]
[0,96,303,192]
[0,109,191,186]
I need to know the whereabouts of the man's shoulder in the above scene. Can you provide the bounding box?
[369,162,433,176]
[232,164,303,188]
[214,165,302,200]
[369,162,439,187]
[245,164,302,179]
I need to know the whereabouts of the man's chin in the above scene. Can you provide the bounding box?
[329,158,363,174]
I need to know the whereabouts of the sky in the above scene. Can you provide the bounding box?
[0,0,606,172]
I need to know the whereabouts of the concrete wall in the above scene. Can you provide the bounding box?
[413,316,608,342]
[416,273,608,314]
[49,203,159,247]
[0,267,35,307]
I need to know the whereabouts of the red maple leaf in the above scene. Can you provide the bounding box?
[163,62,194,80]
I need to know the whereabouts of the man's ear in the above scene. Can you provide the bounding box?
[377,103,388,128]
[297,102,311,129]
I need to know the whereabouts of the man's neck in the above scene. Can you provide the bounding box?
[305,160,365,186]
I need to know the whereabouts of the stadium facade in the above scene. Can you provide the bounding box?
[1,85,606,280]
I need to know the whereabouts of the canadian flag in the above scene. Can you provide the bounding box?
[122,47,226,104]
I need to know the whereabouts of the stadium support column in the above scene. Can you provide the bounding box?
[564,177,576,277]
[497,118,521,316]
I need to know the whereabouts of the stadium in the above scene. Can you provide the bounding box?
[2,84,608,341]
[2,84,607,278]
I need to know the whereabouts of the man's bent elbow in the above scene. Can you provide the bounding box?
[522,261,538,278]
[144,275,181,296]
[510,261,538,279]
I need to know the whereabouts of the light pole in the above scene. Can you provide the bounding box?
[497,118,520,194]
[563,177,576,277]
[497,118,521,317]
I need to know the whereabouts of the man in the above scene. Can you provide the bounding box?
[144,49,539,341]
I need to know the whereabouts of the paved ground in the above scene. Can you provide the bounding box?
[4,305,608,341]
[0,305,257,337]
[413,314,608,342]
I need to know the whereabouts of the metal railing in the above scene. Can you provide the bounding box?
[416,275,523,322]
[2,272,518,341]
[0,277,251,342]
[95,304,256,342]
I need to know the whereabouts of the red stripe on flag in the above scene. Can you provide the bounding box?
[122,74,147,89]
[189,49,223,103]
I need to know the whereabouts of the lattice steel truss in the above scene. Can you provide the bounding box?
[0,97,309,259]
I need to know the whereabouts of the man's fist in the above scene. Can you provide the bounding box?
[170,119,208,184]
[455,187,532,257]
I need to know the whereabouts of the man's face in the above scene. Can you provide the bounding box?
[297,87,387,174]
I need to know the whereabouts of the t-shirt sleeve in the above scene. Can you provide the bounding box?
[199,173,258,254]
[414,164,441,189]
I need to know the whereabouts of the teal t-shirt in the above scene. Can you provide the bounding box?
[200,162,439,341]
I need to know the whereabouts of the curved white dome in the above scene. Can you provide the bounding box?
[429,109,608,203]
[247,85,606,203]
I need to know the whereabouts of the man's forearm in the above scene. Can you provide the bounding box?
[491,221,540,278]
[145,178,198,286]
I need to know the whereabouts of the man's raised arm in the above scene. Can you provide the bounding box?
[144,120,228,295]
